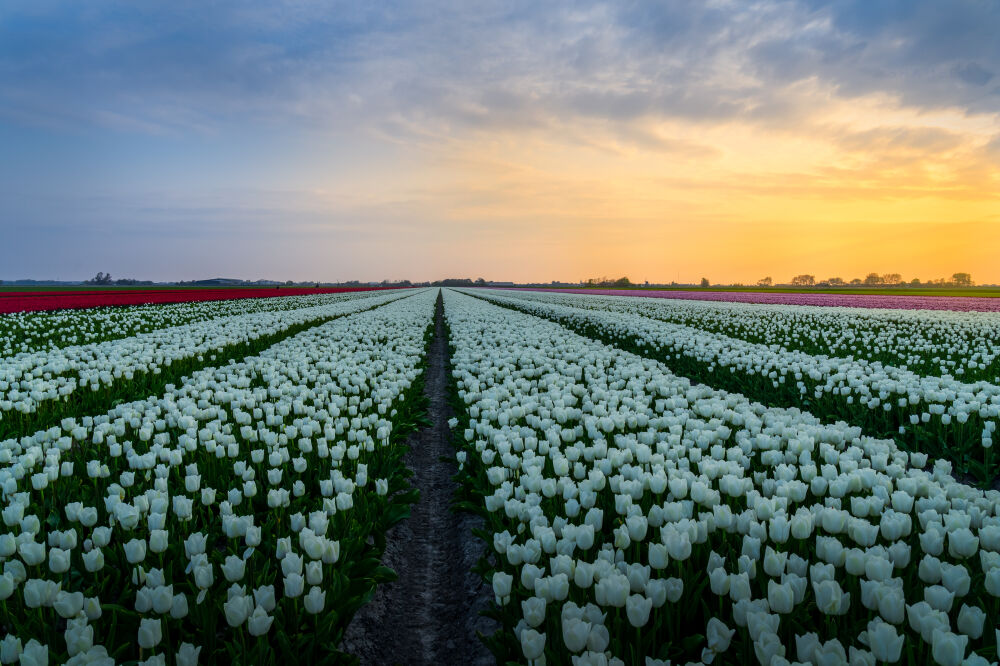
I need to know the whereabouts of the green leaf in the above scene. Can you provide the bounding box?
[382,502,414,527]
[682,633,705,652]
[371,565,398,584]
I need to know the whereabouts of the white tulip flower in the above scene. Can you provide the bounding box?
[175,643,201,666]
[303,586,326,614]
[930,629,968,666]
[137,618,162,650]
[519,629,545,661]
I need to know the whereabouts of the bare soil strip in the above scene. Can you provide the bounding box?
[341,291,496,665]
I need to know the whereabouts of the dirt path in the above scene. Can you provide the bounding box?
[340,290,496,666]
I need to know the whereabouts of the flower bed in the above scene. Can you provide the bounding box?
[0,287,399,315]
[0,290,436,664]
[444,289,1000,666]
[0,291,411,440]
[519,288,1000,313]
[472,290,1000,486]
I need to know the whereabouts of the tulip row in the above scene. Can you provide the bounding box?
[467,290,1000,486]
[0,289,412,441]
[0,289,437,665]
[524,288,1000,314]
[516,290,1000,382]
[1,291,380,355]
[442,288,1000,666]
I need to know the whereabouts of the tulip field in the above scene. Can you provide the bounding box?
[0,287,392,315]
[0,289,436,664]
[3,287,1000,665]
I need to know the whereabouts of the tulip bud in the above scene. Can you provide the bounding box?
[48,548,70,574]
[0,635,23,664]
[247,606,274,636]
[223,595,254,628]
[283,573,304,598]
[222,556,246,583]
[866,618,904,663]
[124,539,147,564]
[930,629,968,666]
[492,572,513,604]
[519,629,545,661]
[304,586,326,614]
[522,596,547,627]
[19,640,47,666]
[138,618,163,650]
[306,561,323,586]
[704,617,735,662]
[171,593,189,620]
[626,594,652,627]
[648,543,668,570]
[953,605,984,644]
[254,585,276,613]
[176,643,201,666]
[767,580,795,614]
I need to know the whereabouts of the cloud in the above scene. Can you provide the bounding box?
[1,0,997,144]
[1,0,999,282]
[953,62,994,87]
[835,126,968,156]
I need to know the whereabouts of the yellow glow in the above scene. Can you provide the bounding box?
[305,82,1000,283]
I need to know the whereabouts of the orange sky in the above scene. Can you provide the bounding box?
[305,84,1000,284]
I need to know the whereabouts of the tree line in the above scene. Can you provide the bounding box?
[761,273,974,288]
[84,272,154,286]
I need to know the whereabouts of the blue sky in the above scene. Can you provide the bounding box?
[2,1,998,282]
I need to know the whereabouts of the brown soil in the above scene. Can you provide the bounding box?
[340,291,496,665]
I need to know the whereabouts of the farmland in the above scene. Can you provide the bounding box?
[0,287,395,315]
[2,288,1000,665]
[520,288,1000,313]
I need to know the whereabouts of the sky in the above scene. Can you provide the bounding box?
[1,0,998,284]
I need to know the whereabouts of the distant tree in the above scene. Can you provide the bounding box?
[883,273,903,285]
[790,274,815,286]
[285,280,294,286]
[86,272,113,285]
[952,272,973,287]
[475,277,487,285]
[850,278,863,285]
[757,276,773,287]
[910,278,922,286]
[863,273,882,286]
[612,277,632,287]
[700,277,710,288]
[433,278,475,287]
[827,277,845,286]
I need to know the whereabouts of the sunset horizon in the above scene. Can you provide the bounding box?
[3,1,998,283]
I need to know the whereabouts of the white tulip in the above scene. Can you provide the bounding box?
[519,629,545,661]
[137,618,162,650]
